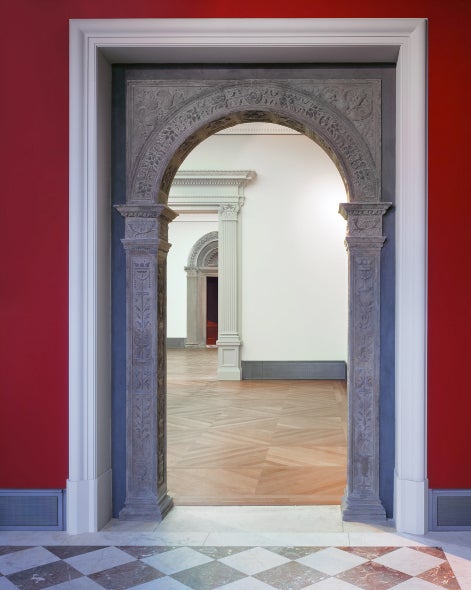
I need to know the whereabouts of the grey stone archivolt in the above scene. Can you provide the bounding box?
[127,80,381,204]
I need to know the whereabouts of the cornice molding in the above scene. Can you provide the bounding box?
[169,170,255,213]
[171,170,256,187]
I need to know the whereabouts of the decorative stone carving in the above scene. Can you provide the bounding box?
[339,202,392,522]
[293,81,381,167]
[127,80,380,204]
[116,204,177,521]
[121,73,389,524]
[187,231,218,268]
[219,203,240,221]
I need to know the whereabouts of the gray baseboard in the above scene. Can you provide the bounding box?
[0,489,65,531]
[167,338,186,349]
[429,489,471,530]
[241,361,347,380]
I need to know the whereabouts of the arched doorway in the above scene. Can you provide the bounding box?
[69,19,428,535]
[116,78,391,524]
[185,231,219,348]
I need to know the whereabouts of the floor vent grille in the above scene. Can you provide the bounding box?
[0,489,65,530]
[429,489,471,530]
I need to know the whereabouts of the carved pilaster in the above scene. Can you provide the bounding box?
[339,202,391,522]
[217,202,243,380]
[116,204,177,520]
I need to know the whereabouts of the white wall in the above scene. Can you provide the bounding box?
[167,215,217,337]
[168,126,348,361]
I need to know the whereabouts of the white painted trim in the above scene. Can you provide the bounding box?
[69,18,427,534]
[169,170,256,212]
[393,19,428,534]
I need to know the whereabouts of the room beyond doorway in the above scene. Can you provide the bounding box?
[206,277,218,346]
[167,349,347,505]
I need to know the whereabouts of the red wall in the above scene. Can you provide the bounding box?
[1,0,469,490]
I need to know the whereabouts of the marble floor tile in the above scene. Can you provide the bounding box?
[304,579,364,589]
[219,546,290,575]
[215,578,278,589]
[141,546,213,575]
[88,560,163,589]
[7,560,81,590]
[297,547,367,576]
[131,578,193,590]
[335,561,411,589]
[373,546,445,576]
[64,546,135,575]
[171,560,245,590]
[390,579,450,589]
[0,578,19,590]
[40,578,103,590]
[0,547,59,576]
[254,560,327,590]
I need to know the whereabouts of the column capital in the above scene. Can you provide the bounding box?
[339,202,392,238]
[116,204,178,253]
[116,203,178,221]
[219,201,243,221]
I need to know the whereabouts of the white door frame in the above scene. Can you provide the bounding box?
[69,18,427,534]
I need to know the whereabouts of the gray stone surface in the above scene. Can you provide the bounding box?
[120,75,388,522]
[339,203,391,523]
[116,204,177,521]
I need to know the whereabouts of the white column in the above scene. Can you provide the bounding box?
[217,203,242,380]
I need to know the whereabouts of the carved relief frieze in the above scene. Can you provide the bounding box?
[127,81,380,204]
[127,82,210,171]
[294,81,380,167]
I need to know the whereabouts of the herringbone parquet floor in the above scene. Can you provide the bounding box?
[167,349,347,505]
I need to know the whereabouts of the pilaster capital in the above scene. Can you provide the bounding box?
[116,204,178,252]
[218,201,243,221]
[184,266,199,277]
[339,202,391,238]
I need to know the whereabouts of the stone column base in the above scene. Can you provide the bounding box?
[119,494,174,522]
[342,491,387,524]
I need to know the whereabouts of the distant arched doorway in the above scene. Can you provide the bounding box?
[185,231,218,348]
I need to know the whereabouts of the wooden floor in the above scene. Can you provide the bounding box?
[167,349,347,506]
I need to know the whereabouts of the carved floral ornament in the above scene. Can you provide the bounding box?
[128,81,381,205]
[186,231,218,269]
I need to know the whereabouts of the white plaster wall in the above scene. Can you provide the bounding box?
[169,126,348,360]
[167,216,218,337]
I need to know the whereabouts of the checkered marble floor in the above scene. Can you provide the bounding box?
[0,545,461,590]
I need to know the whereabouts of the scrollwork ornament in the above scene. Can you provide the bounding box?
[129,81,380,204]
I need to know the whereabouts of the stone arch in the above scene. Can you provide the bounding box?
[187,231,218,269]
[129,82,380,205]
[117,77,391,524]
[185,232,218,348]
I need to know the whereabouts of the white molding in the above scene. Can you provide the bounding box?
[169,170,256,212]
[69,17,427,534]
[393,19,428,534]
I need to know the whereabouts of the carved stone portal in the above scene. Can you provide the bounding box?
[119,76,390,523]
